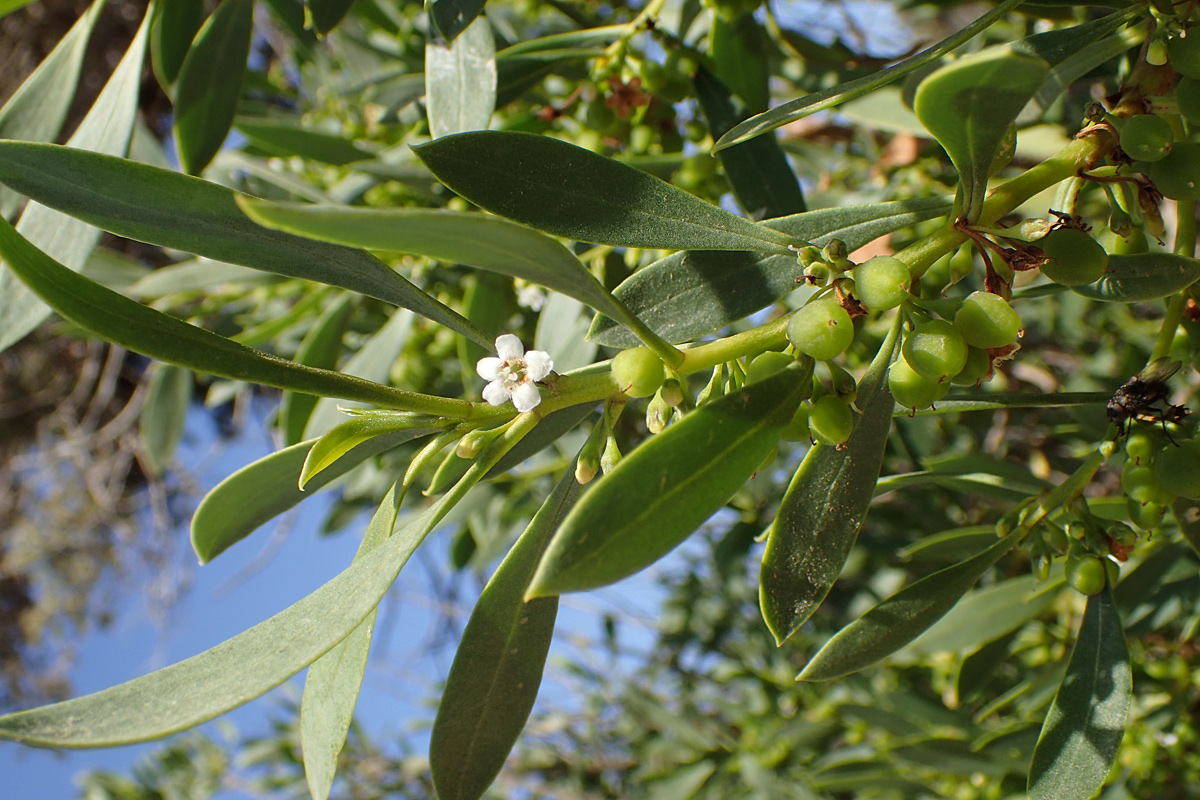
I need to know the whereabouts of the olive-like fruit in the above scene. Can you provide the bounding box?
[787,300,855,361]
[1151,141,1200,201]
[889,356,950,411]
[1122,462,1176,506]
[1038,228,1109,286]
[953,291,1021,349]
[851,256,912,310]
[808,396,853,446]
[1066,555,1108,595]
[1153,440,1200,500]
[1127,495,1167,530]
[1099,227,1149,255]
[745,351,795,384]
[611,346,666,398]
[1120,114,1174,162]
[1172,34,1200,80]
[902,320,969,383]
[951,346,992,386]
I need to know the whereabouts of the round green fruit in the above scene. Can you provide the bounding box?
[1066,555,1108,595]
[611,347,666,398]
[781,403,811,442]
[1153,441,1200,500]
[951,346,992,386]
[1038,228,1109,286]
[787,300,855,361]
[902,320,969,383]
[745,351,795,384]
[1172,33,1200,80]
[1120,114,1174,162]
[1127,495,1167,530]
[953,291,1022,349]
[808,396,854,447]
[889,356,950,411]
[851,256,912,311]
[1099,227,1149,256]
[1122,462,1176,506]
[1151,141,1200,201]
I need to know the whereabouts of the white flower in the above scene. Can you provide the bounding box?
[476,334,553,412]
[516,283,547,311]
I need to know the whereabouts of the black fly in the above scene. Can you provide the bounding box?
[1107,358,1191,439]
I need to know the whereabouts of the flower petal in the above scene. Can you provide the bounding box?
[482,381,511,407]
[523,350,554,382]
[511,382,542,412]
[495,334,524,361]
[476,356,504,381]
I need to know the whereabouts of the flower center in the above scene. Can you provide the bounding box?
[498,359,527,389]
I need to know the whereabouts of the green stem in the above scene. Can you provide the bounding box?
[1150,293,1187,362]
[1020,448,1108,531]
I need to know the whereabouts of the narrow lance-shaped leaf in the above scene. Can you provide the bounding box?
[431,464,582,800]
[759,315,901,646]
[713,0,1026,151]
[527,359,814,598]
[139,363,192,477]
[0,142,489,346]
[301,413,447,489]
[587,198,950,347]
[173,0,253,175]
[1028,588,1132,800]
[426,14,496,139]
[0,218,475,424]
[0,0,102,219]
[150,0,204,87]
[279,293,357,446]
[0,5,148,354]
[191,429,430,563]
[301,483,403,800]
[1069,253,1200,302]
[413,131,795,252]
[429,0,487,44]
[797,528,1023,681]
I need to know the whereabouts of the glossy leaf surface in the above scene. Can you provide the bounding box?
[527,360,813,597]
[0,142,488,346]
[759,318,900,645]
[1028,588,1131,800]
[430,467,579,800]
[413,131,794,252]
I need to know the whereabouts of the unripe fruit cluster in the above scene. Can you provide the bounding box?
[1120,429,1200,530]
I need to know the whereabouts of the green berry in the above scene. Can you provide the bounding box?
[1066,555,1107,595]
[1171,33,1200,80]
[1151,141,1200,201]
[808,396,853,447]
[1153,441,1200,500]
[851,256,912,311]
[951,346,992,386]
[611,347,666,398]
[1099,227,1149,255]
[1125,429,1161,465]
[1120,114,1174,162]
[1039,228,1109,286]
[745,351,795,384]
[781,403,811,442]
[787,300,855,361]
[889,356,950,411]
[1127,495,1167,530]
[953,291,1022,349]
[1122,462,1176,505]
[901,320,968,383]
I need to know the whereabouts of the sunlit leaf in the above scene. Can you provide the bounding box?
[759,317,900,645]
[301,413,445,489]
[527,360,813,597]
[426,15,496,139]
[173,0,253,175]
[151,0,203,87]
[1028,588,1131,800]
[413,131,795,252]
[431,467,580,800]
[908,571,1063,654]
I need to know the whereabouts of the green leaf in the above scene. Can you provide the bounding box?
[713,0,1026,151]
[0,142,489,346]
[1070,253,1200,302]
[151,0,204,87]
[190,430,420,563]
[914,45,1049,222]
[710,11,769,114]
[527,360,813,598]
[0,0,38,17]
[279,293,357,446]
[0,219,470,421]
[301,413,444,489]
[301,484,402,800]
[693,65,805,219]
[430,466,580,800]
[0,0,102,219]
[797,529,1023,681]
[426,15,496,139]
[0,494,449,748]
[237,200,653,340]
[1028,588,1132,800]
[234,116,374,165]
[139,364,193,477]
[173,0,253,175]
[759,316,900,645]
[1020,12,1139,123]
[429,0,486,44]
[412,131,795,252]
[908,572,1063,654]
[305,0,356,34]
[0,7,148,354]
[128,258,273,297]
[588,198,950,347]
